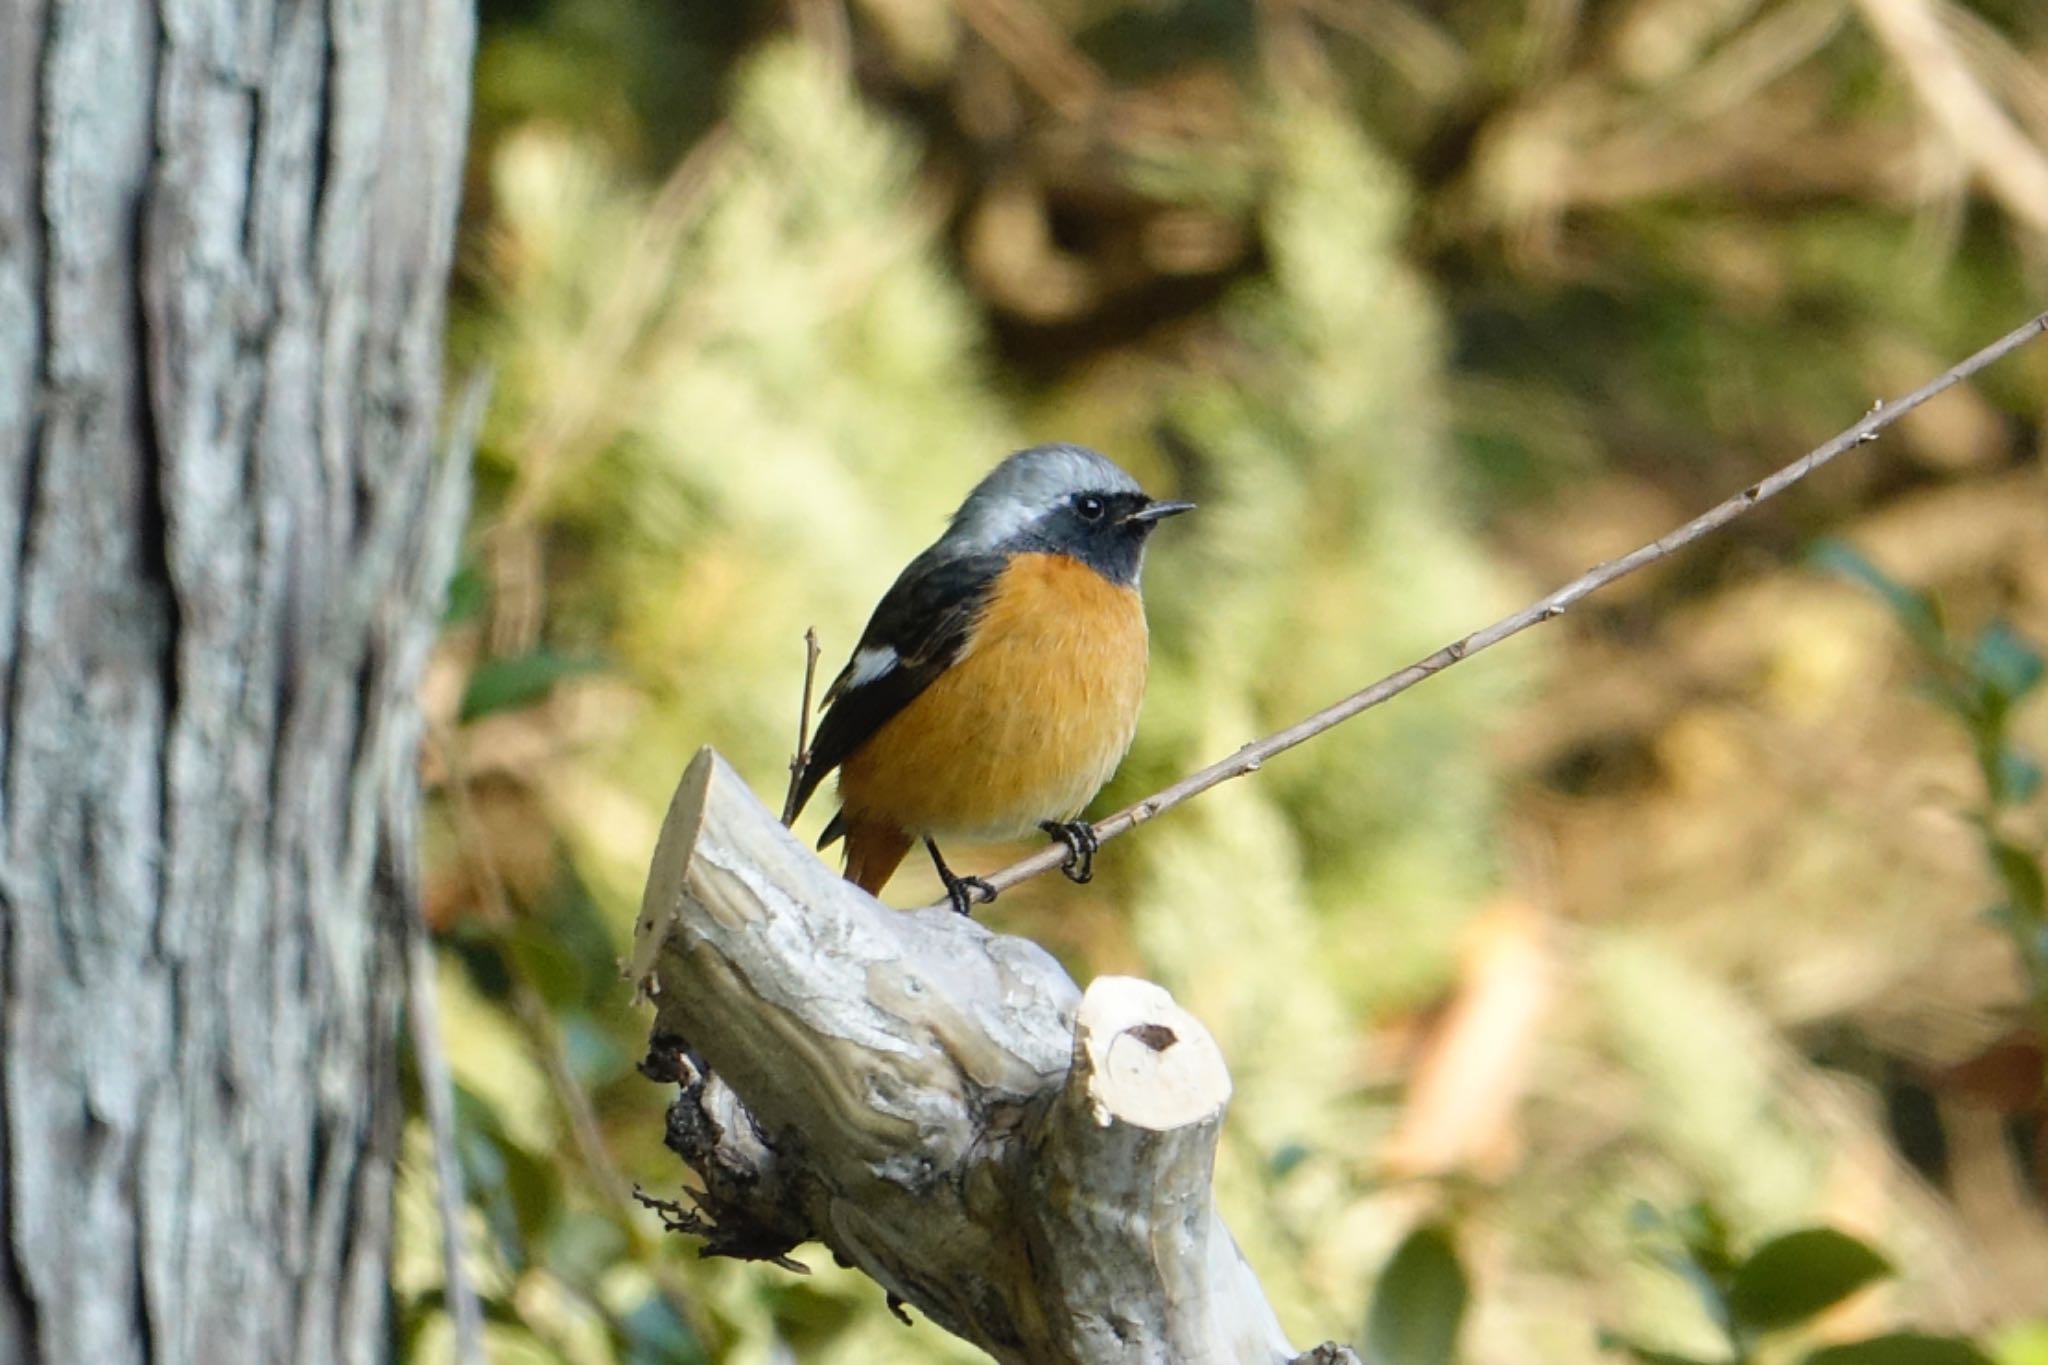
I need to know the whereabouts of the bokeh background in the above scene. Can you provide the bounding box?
[398,1,2048,1361]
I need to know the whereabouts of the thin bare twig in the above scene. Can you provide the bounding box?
[1857,0,2048,233]
[781,627,823,826]
[432,721,637,1209]
[954,0,1107,120]
[927,308,2048,909]
[405,370,493,1365]
[405,923,486,1365]
[790,0,852,76]
[429,720,715,1345]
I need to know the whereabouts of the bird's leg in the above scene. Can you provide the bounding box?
[1038,820,1099,884]
[924,837,995,916]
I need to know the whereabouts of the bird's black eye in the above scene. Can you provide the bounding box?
[1075,495,1106,522]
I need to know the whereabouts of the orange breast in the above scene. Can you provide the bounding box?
[837,552,1149,841]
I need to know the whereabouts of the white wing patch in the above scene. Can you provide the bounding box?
[847,646,898,689]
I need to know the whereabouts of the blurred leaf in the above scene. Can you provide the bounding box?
[1994,1320,2048,1365]
[508,921,590,1007]
[1269,1141,1313,1180]
[1366,1224,1467,1365]
[1658,1251,1735,1338]
[1802,1334,1994,1365]
[1987,838,2047,920]
[459,650,607,721]
[444,563,489,625]
[498,1130,563,1252]
[1996,748,2044,805]
[397,1288,443,1357]
[559,1011,631,1086]
[1727,1228,1891,1332]
[1628,1201,1667,1235]
[1597,1331,1726,1365]
[544,1208,628,1283]
[1972,623,2045,705]
[446,931,515,1002]
[1673,1202,1739,1280]
[534,868,630,998]
[451,1083,562,1262]
[1630,1202,1742,1337]
[397,1287,532,1357]
[618,1290,708,1365]
[759,1276,865,1346]
[1811,541,1944,657]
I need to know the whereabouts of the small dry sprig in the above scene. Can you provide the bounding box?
[780,626,823,827]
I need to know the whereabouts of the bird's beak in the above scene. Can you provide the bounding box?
[1124,499,1196,524]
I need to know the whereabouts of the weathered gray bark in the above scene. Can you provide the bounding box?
[633,748,1364,1365]
[0,1,474,1361]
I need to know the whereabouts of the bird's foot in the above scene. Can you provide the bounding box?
[1039,820,1099,884]
[943,874,996,917]
[925,837,997,916]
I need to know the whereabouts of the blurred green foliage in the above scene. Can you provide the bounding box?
[1607,1203,1987,1365]
[1817,541,2048,1036]
[403,1,2048,1361]
[1368,1224,1470,1365]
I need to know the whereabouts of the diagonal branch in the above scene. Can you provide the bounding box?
[929,308,2048,909]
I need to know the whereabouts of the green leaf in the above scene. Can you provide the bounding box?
[1801,1332,1994,1365]
[559,1011,631,1087]
[1992,1319,2048,1365]
[1268,1141,1312,1180]
[498,1129,563,1251]
[450,1085,548,1266]
[1727,1228,1891,1332]
[619,1290,709,1365]
[1987,838,2047,920]
[1673,1201,1739,1280]
[443,563,488,625]
[1652,1250,1735,1336]
[458,650,607,721]
[1595,1332,1725,1365]
[1366,1224,1468,1365]
[507,922,589,1007]
[544,1209,628,1284]
[1997,748,2044,805]
[1810,541,1944,655]
[1972,623,2045,705]
[1627,1202,1667,1235]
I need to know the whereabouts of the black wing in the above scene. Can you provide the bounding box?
[788,547,1005,841]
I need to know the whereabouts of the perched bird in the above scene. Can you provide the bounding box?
[786,444,1194,913]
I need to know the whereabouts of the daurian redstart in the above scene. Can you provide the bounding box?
[786,444,1193,913]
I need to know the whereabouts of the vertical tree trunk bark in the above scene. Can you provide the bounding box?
[0,0,474,1360]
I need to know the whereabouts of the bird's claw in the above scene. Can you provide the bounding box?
[945,874,996,917]
[924,837,996,916]
[1039,820,1099,884]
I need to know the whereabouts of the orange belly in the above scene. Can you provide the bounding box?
[837,552,1149,841]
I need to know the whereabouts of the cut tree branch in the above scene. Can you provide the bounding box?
[926,307,2048,908]
[632,749,1350,1364]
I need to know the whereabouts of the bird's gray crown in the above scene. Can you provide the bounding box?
[943,444,1143,553]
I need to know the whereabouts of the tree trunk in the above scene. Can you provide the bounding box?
[0,0,474,1360]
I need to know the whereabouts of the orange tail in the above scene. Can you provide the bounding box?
[842,819,914,896]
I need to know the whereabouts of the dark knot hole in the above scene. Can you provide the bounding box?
[1125,1023,1177,1052]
